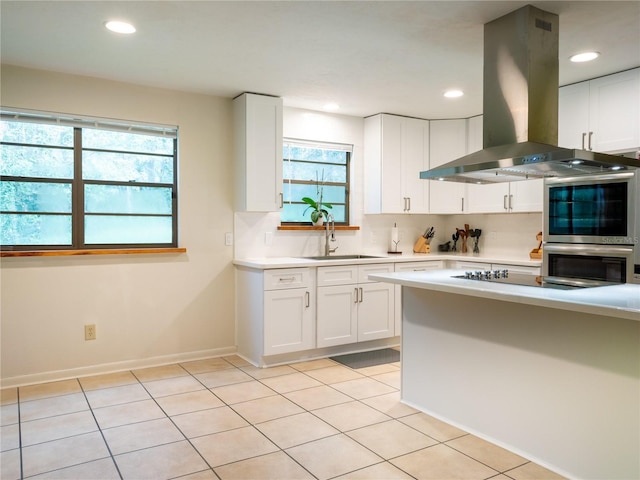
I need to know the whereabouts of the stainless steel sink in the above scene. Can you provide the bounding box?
[300,255,385,260]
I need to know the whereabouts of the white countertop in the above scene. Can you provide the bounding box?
[233,252,542,269]
[368,269,640,321]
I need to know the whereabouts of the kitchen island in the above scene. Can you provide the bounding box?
[369,270,640,480]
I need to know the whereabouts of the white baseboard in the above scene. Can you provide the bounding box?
[1,346,238,388]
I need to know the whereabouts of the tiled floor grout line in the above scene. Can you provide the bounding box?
[77,381,124,480]
[16,387,24,480]
[129,367,223,480]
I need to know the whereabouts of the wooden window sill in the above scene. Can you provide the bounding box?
[278,225,360,231]
[0,247,187,257]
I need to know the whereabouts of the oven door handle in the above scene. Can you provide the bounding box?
[543,243,634,256]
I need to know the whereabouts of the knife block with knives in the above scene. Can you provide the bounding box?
[414,226,434,253]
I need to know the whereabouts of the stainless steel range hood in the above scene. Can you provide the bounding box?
[420,5,639,184]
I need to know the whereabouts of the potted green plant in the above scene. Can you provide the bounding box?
[302,170,333,226]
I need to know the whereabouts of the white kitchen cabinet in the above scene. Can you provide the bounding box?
[234,93,283,212]
[237,267,314,365]
[559,69,640,153]
[429,119,468,213]
[466,179,543,213]
[465,114,543,213]
[317,264,394,347]
[492,264,540,275]
[393,260,446,335]
[364,114,430,214]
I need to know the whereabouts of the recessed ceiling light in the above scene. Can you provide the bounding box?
[105,21,136,34]
[570,52,599,63]
[323,103,340,111]
[444,90,464,98]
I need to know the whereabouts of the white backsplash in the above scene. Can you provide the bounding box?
[234,211,542,260]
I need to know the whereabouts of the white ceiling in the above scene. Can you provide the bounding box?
[1,1,639,119]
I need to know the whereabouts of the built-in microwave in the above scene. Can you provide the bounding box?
[544,172,637,246]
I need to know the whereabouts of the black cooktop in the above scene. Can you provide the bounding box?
[452,271,614,290]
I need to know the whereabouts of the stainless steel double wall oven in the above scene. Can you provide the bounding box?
[543,171,639,285]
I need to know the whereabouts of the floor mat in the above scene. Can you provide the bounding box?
[330,348,400,369]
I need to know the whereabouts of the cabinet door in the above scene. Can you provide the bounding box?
[466,183,510,213]
[429,119,468,214]
[402,117,430,213]
[357,282,394,342]
[589,69,640,153]
[264,288,313,355]
[380,115,405,213]
[317,285,358,347]
[234,93,283,212]
[510,179,543,212]
[559,82,590,149]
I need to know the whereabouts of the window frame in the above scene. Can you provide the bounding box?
[0,109,179,251]
[281,138,351,226]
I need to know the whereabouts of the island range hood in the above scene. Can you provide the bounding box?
[420,5,639,184]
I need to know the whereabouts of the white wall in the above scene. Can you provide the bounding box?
[1,66,236,386]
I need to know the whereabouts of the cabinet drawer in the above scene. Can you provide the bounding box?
[358,263,394,283]
[395,261,445,272]
[452,261,490,270]
[264,268,311,290]
[492,264,540,275]
[317,265,359,287]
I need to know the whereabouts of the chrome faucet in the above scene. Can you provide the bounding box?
[325,213,338,256]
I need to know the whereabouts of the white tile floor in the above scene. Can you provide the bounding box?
[0,354,567,479]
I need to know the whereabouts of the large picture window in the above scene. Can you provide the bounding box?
[281,139,351,224]
[0,110,178,250]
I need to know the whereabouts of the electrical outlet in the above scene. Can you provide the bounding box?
[370,232,377,243]
[85,324,96,341]
[224,232,233,246]
[265,231,273,246]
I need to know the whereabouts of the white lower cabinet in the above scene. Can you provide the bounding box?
[264,288,314,356]
[263,269,314,355]
[237,267,315,364]
[317,264,394,347]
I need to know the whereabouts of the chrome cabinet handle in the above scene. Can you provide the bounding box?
[359,287,363,303]
[588,131,593,150]
[305,291,310,308]
[278,276,295,282]
[461,198,464,212]
[503,194,508,210]
[278,192,284,208]
[407,197,411,212]
[581,132,586,150]
[354,288,359,303]
[509,194,513,210]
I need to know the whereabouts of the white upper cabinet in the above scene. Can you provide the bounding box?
[465,114,543,213]
[234,93,283,212]
[429,119,468,214]
[466,178,542,213]
[364,114,430,214]
[559,68,640,153]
